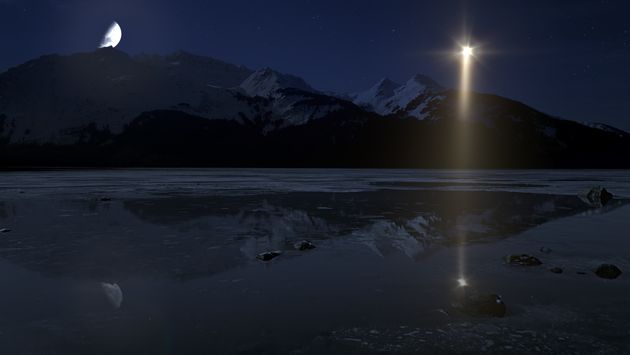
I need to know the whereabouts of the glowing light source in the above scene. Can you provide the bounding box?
[100,21,122,48]
[457,277,468,287]
[461,46,474,58]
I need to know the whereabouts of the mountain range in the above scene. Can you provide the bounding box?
[1,48,629,168]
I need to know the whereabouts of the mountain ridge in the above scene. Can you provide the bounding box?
[1,49,628,168]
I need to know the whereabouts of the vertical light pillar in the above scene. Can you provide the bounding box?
[456,45,474,289]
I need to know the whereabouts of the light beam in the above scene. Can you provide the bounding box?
[455,42,476,290]
[458,44,474,120]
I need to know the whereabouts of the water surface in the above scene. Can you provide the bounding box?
[0,169,628,354]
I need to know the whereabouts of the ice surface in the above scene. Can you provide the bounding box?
[0,169,629,354]
[1,169,629,198]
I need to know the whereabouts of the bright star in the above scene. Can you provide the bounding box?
[461,46,474,58]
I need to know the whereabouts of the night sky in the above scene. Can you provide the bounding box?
[1,0,629,130]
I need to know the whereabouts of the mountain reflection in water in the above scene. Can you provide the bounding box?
[0,189,623,280]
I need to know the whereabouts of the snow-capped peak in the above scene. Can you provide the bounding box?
[371,77,402,96]
[352,74,444,118]
[240,68,315,97]
[352,78,401,112]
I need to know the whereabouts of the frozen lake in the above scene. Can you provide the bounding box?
[0,169,629,354]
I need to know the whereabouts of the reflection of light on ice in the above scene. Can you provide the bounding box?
[457,277,468,287]
[101,282,123,309]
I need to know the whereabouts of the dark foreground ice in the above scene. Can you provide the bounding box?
[0,169,629,354]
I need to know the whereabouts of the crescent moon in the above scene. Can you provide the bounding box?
[100,21,122,48]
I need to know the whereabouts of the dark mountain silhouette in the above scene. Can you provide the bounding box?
[1,49,629,168]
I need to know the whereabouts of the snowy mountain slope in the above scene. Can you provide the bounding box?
[135,50,253,89]
[351,74,444,119]
[238,68,346,131]
[259,89,349,132]
[0,48,261,144]
[0,49,339,144]
[351,78,401,114]
[239,68,316,98]
[580,122,629,138]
